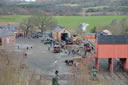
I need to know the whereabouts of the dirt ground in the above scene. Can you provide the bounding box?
[16,37,128,85]
[16,37,73,85]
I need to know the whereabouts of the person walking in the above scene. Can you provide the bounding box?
[92,66,97,78]
[68,50,71,56]
[52,70,60,85]
[18,46,20,49]
[26,47,29,50]
[72,48,75,57]
[24,53,27,56]
[48,46,50,51]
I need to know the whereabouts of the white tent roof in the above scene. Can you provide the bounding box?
[102,30,112,35]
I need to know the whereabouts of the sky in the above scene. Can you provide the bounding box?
[23,0,36,2]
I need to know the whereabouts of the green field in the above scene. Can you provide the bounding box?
[0,16,128,31]
[55,16,128,31]
[0,16,28,23]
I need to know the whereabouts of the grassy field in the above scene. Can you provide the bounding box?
[0,15,128,31]
[0,15,28,23]
[55,16,128,31]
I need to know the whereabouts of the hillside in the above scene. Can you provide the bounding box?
[0,0,128,15]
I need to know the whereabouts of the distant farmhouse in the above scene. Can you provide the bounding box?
[0,25,18,46]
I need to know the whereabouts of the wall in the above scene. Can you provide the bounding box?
[0,36,16,46]
[85,35,96,39]
[97,44,128,58]
[52,32,58,41]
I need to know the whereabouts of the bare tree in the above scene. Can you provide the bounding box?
[20,17,35,36]
[20,15,57,36]
[31,15,57,34]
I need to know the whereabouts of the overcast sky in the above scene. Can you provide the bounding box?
[24,0,36,2]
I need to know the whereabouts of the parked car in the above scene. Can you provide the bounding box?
[44,40,51,45]
[32,35,39,38]
[44,38,52,45]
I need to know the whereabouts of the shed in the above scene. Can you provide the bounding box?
[0,29,15,46]
[85,33,96,39]
[52,26,71,42]
[0,24,18,32]
[0,24,22,37]
[96,35,128,72]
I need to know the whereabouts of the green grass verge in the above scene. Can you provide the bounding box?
[0,15,28,23]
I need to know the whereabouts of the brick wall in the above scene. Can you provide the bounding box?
[0,35,16,46]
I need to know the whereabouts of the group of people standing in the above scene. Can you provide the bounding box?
[64,47,76,57]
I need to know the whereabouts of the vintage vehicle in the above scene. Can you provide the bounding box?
[66,41,73,45]
[44,38,52,44]
[75,39,81,45]
[53,45,61,53]
[85,43,91,52]
[44,40,51,44]
[66,39,73,45]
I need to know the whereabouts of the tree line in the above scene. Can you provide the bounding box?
[0,0,128,16]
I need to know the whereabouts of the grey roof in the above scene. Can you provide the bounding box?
[97,35,128,44]
[0,29,15,37]
[53,26,65,32]
[0,25,18,32]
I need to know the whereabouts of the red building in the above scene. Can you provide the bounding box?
[0,29,15,46]
[15,32,24,37]
[96,35,128,72]
[85,33,96,39]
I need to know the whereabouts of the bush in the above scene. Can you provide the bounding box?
[90,26,96,33]
[97,19,128,34]
[86,8,96,12]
